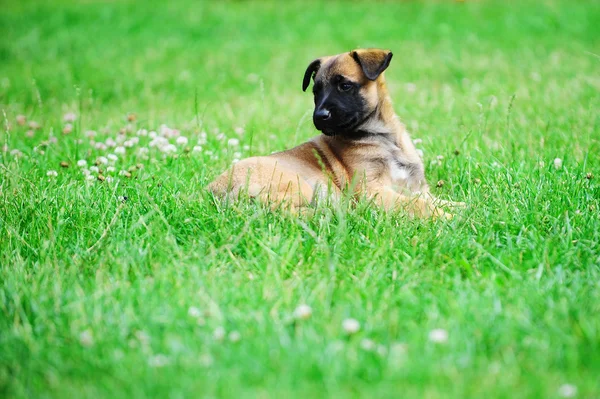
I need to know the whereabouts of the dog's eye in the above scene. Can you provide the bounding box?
[339,82,353,92]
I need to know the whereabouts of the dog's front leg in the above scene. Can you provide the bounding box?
[369,186,453,220]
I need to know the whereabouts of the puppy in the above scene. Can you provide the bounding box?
[208,49,460,218]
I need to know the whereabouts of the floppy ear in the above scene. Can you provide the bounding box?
[351,49,393,81]
[302,58,321,92]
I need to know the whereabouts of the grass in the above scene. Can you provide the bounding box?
[1,0,599,397]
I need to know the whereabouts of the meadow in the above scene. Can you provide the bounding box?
[1,0,599,397]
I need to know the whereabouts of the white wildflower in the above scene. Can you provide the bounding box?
[188,306,202,318]
[213,327,226,342]
[554,158,563,170]
[160,144,177,153]
[558,384,577,398]
[228,331,241,343]
[63,112,76,122]
[47,170,58,177]
[77,159,87,167]
[293,304,312,320]
[114,146,126,155]
[193,145,203,152]
[342,318,360,334]
[360,338,376,351]
[79,329,94,347]
[176,136,188,146]
[148,354,169,368]
[428,328,448,344]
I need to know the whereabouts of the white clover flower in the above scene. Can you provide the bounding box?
[199,353,213,367]
[149,131,157,138]
[106,166,116,173]
[176,136,188,146]
[79,329,94,347]
[116,135,126,144]
[105,176,114,183]
[16,114,27,125]
[233,151,242,159]
[97,156,108,165]
[234,127,245,135]
[114,146,126,155]
[107,154,118,162]
[63,112,76,122]
[77,159,87,167]
[148,354,169,368]
[47,170,58,177]
[81,169,91,176]
[95,142,107,150]
[90,166,99,173]
[228,331,241,343]
[554,158,563,170]
[149,137,169,148]
[160,144,177,153]
[105,138,116,147]
[243,145,250,151]
[293,304,312,320]
[135,330,150,345]
[85,130,97,138]
[137,129,148,136]
[558,384,577,398]
[213,327,226,341]
[216,133,226,141]
[193,145,203,152]
[428,328,448,343]
[360,338,376,351]
[188,306,202,318]
[342,318,360,334]
[86,174,95,181]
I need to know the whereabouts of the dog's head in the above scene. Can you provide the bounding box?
[302,49,393,136]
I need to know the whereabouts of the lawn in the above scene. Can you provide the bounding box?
[1,0,599,397]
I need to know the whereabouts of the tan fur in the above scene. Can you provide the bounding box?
[207,49,463,218]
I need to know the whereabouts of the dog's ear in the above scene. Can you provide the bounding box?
[302,58,321,92]
[351,49,393,81]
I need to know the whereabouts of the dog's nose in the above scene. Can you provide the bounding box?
[314,108,331,121]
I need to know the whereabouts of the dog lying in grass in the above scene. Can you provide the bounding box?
[208,49,462,218]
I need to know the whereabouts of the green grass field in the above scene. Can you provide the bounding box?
[1,0,599,397]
